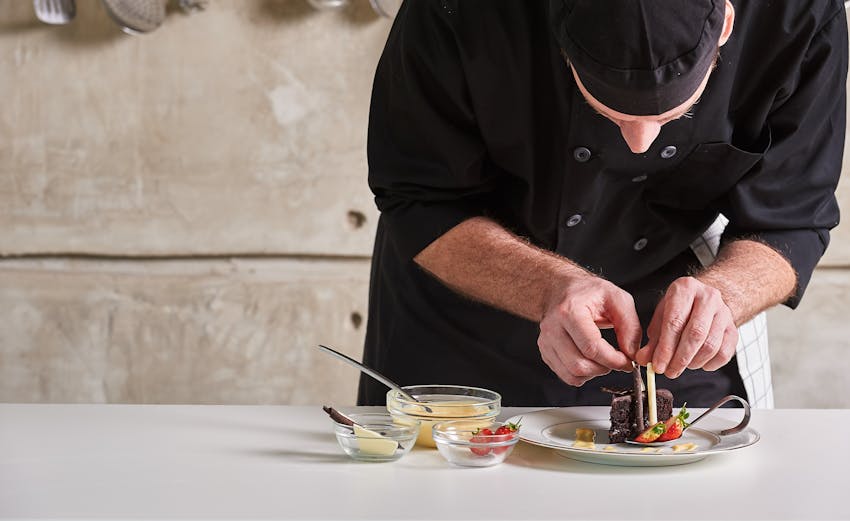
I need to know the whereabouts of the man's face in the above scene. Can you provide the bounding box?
[571,64,713,154]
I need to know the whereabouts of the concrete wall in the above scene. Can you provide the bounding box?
[1,1,848,408]
[0,0,382,407]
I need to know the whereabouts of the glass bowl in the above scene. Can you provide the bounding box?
[331,413,419,462]
[432,420,520,467]
[386,385,501,448]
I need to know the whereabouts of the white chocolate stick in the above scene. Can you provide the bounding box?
[647,362,658,425]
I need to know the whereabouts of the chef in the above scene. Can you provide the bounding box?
[357,0,847,407]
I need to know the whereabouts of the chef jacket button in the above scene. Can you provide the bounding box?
[566,214,582,227]
[573,146,591,163]
[631,174,648,183]
[660,145,677,159]
[633,237,648,251]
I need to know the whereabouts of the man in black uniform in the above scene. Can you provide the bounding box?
[358,0,847,407]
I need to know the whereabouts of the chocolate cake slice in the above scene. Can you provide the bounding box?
[608,389,673,443]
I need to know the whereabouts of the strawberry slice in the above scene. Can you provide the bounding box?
[633,421,666,443]
[657,404,690,442]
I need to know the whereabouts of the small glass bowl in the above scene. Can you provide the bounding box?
[332,413,419,462]
[386,385,501,448]
[432,420,520,467]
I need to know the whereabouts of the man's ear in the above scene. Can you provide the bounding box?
[719,0,735,47]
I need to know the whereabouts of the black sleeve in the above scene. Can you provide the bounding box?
[366,0,495,261]
[720,9,848,308]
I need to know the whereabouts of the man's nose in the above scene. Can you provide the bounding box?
[619,120,662,154]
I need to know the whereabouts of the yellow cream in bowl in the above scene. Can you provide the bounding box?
[409,402,493,447]
[386,386,501,448]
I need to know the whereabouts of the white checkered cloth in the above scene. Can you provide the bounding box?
[689,214,775,409]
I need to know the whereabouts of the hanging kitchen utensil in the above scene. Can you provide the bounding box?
[177,0,206,14]
[33,0,76,25]
[368,0,402,18]
[306,0,349,10]
[101,0,166,35]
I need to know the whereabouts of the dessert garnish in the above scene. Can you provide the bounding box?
[572,428,596,449]
[632,362,645,433]
[656,405,690,442]
[600,387,631,396]
[646,362,658,425]
[634,421,667,443]
[671,443,698,452]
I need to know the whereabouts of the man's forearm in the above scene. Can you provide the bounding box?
[413,216,589,322]
[695,239,797,325]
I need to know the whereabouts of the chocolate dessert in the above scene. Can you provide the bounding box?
[608,389,674,443]
[606,365,674,443]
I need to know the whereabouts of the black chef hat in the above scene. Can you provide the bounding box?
[550,0,725,115]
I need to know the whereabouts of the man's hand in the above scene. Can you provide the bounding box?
[415,216,796,385]
[538,274,642,386]
[416,216,645,389]
[635,276,738,378]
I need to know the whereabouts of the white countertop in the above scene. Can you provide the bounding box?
[1,404,847,520]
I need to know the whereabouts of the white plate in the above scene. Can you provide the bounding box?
[505,408,759,467]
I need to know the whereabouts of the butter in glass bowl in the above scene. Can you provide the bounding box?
[331,412,420,462]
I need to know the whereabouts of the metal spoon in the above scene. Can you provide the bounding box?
[33,0,76,25]
[626,394,751,446]
[101,0,166,35]
[316,344,433,413]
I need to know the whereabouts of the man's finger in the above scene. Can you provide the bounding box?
[687,315,725,370]
[634,345,652,366]
[538,342,563,380]
[553,324,610,377]
[605,291,643,360]
[635,308,663,366]
[651,290,694,374]
[704,325,739,371]
[666,300,714,378]
[564,307,631,371]
[538,328,607,386]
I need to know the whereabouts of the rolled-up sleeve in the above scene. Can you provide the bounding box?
[720,9,848,308]
[367,1,494,261]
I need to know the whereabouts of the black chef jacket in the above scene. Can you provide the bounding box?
[358,0,847,407]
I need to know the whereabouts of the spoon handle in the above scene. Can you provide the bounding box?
[687,395,751,435]
[316,344,419,403]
